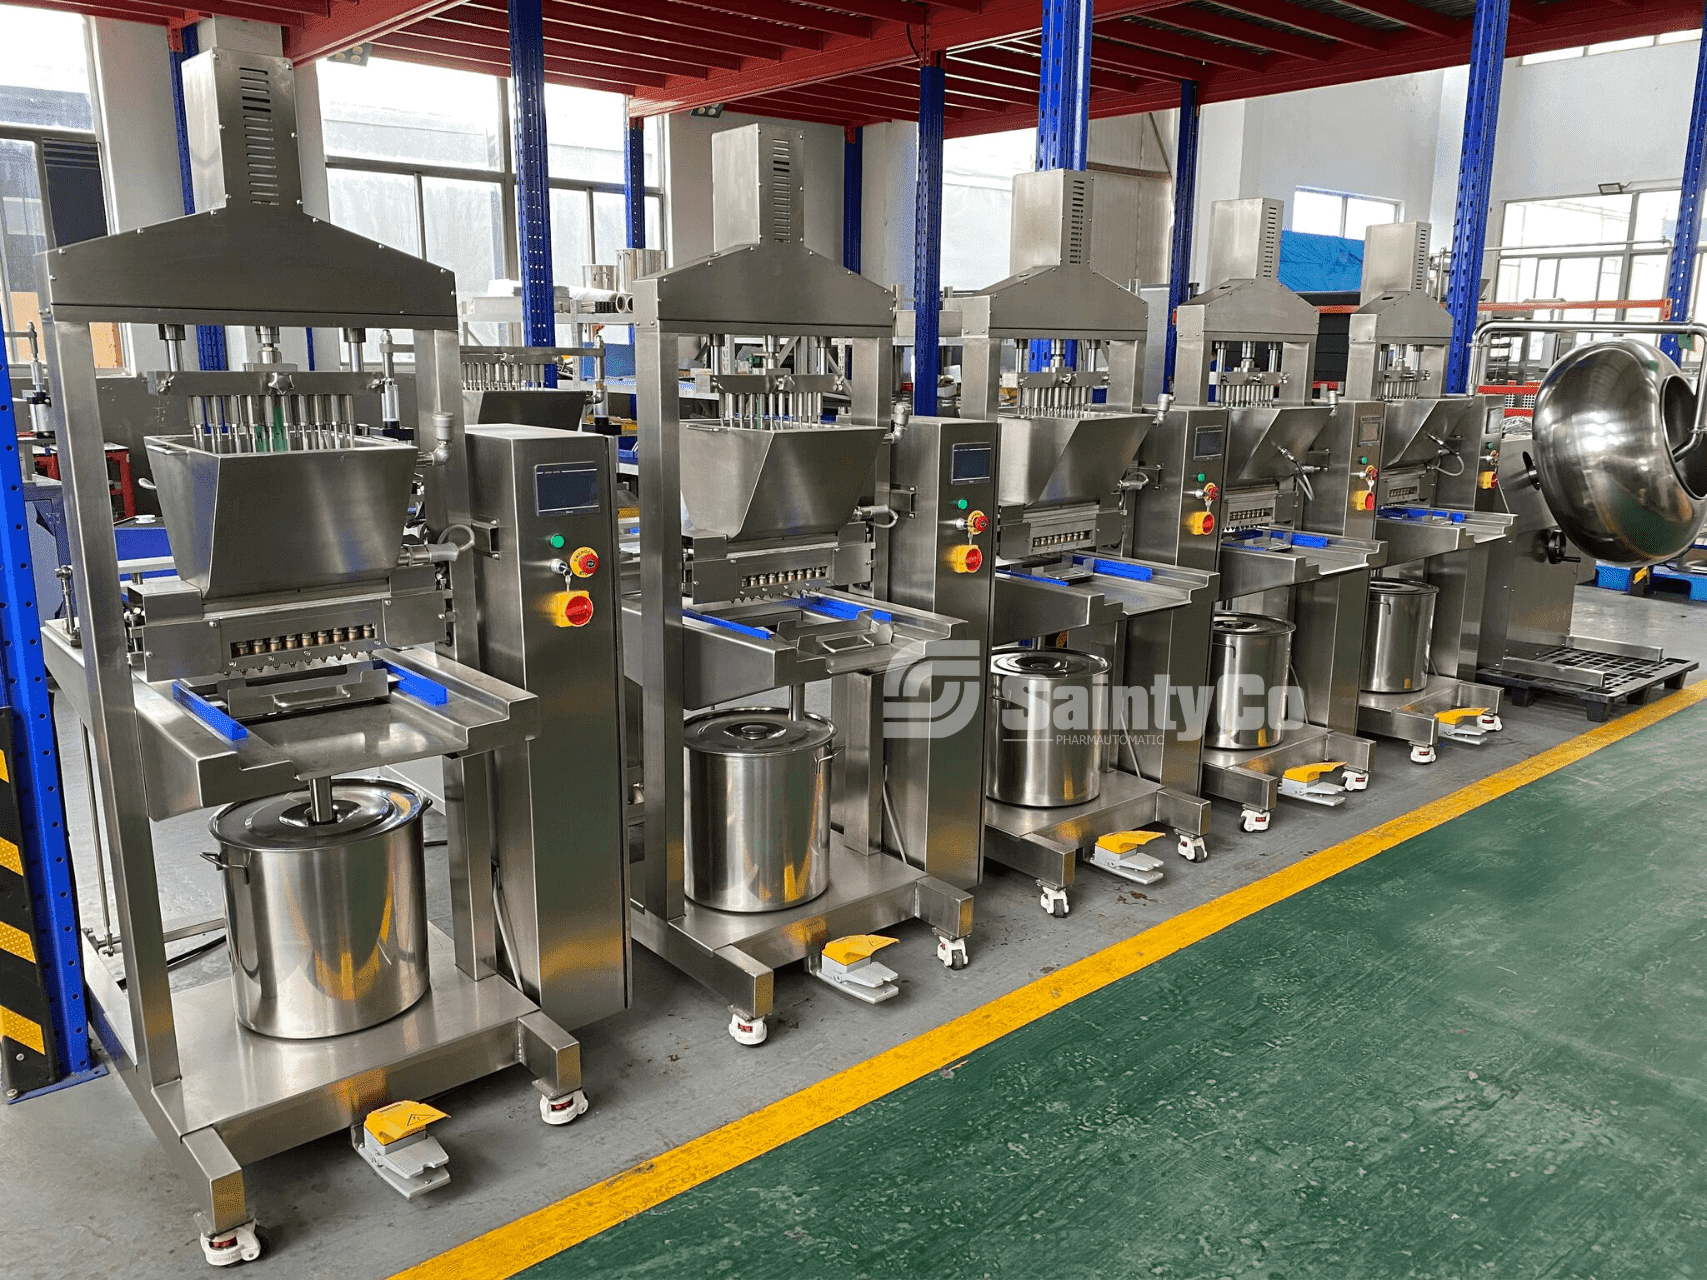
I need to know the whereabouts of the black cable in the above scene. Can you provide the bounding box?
[116,934,226,990]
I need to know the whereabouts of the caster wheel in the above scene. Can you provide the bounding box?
[201,1222,262,1268]
[728,1012,768,1046]
[1177,834,1208,862]
[1343,769,1370,791]
[1240,808,1270,833]
[1410,744,1437,765]
[540,1088,589,1126]
[937,936,969,970]
[1481,714,1502,731]
[1039,886,1070,917]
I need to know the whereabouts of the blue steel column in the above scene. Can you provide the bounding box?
[624,120,645,250]
[510,0,557,384]
[843,126,863,274]
[1164,79,1201,395]
[1444,0,1512,395]
[914,59,946,417]
[168,26,226,371]
[1033,0,1093,370]
[0,327,93,1087]
[1663,1,1707,361]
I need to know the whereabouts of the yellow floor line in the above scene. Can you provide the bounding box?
[394,681,1707,1280]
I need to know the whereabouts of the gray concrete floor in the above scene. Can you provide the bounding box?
[2,585,1701,1280]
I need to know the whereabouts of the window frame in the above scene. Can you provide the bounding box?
[1291,186,1401,240]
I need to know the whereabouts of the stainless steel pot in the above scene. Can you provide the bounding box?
[685,709,837,913]
[1361,579,1438,693]
[207,780,429,1040]
[1207,613,1295,751]
[985,649,1109,808]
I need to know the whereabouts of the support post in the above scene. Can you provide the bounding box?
[1033,0,1093,370]
[510,0,556,384]
[0,334,93,1095]
[624,119,645,250]
[1163,79,1200,396]
[1444,0,1511,395]
[914,57,945,417]
[1664,1,1707,361]
[167,26,226,371]
[843,126,863,274]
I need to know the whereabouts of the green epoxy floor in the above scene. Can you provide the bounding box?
[532,702,1707,1280]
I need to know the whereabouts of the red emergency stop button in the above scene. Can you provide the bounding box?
[1353,490,1376,512]
[966,510,990,535]
[562,591,595,627]
[1185,510,1215,536]
[568,546,600,577]
[949,544,983,574]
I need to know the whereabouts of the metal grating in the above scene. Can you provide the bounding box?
[237,62,280,207]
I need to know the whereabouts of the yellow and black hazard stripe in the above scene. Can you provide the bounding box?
[0,708,58,1096]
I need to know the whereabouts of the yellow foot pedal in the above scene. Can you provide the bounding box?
[1437,705,1498,742]
[1089,830,1167,885]
[354,1101,451,1200]
[1279,760,1357,806]
[809,934,901,1004]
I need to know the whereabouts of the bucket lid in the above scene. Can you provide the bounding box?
[210,780,426,850]
[1370,578,1439,597]
[990,649,1110,680]
[1212,612,1295,637]
[684,708,836,756]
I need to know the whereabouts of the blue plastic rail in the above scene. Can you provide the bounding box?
[683,610,773,640]
[170,682,248,742]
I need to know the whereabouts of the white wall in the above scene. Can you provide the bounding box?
[663,110,844,266]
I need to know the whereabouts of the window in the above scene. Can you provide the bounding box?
[1292,188,1399,240]
[0,4,93,130]
[1522,31,1700,65]
[320,56,665,343]
[940,128,1037,291]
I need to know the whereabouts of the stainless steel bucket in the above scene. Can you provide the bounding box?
[685,709,837,913]
[1207,613,1295,751]
[985,649,1110,808]
[207,780,429,1040]
[1361,579,1438,693]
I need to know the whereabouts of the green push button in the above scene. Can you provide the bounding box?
[548,534,566,549]
[957,498,968,510]
[1360,456,1369,465]
[1196,472,1206,482]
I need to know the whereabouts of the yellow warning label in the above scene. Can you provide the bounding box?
[0,920,36,963]
[0,837,19,877]
[0,750,9,783]
[0,1006,45,1056]
[822,935,898,967]
[365,1100,448,1145]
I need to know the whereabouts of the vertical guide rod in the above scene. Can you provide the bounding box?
[1163,79,1201,396]
[509,0,557,386]
[1444,0,1511,395]
[1663,0,1707,362]
[913,57,946,418]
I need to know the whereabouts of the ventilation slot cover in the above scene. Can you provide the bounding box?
[238,63,280,207]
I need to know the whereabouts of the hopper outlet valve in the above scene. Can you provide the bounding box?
[810,934,902,1003]
[353,1101,451,1200]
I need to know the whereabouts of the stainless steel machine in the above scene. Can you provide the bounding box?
[1173,199,1386,832]
[1343,222,1514,763]
[36,52,628,1264]
[625,124,991,1046]
[1470,319,1703,718]
[914,169,1223,916]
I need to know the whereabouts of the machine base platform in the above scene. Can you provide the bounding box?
[1358,677,1506,749]
[1479,640,1697,722]
[630,842,974,1021]
[983,770,1209,890]
[1202,726,1375,817]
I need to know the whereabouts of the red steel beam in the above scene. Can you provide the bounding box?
[373,31,657,90]
[1147,5,1335,59]
[725,92,885,126]
[800,0,925,23]
[1334,0,1465,41]
[34,0,330,27]
[373,39,646,95]
[1209,0,1396,52]
[1100,18,1269,70]
[669,0,873,38]
[407,12,720,76]
[958,40,1152,92]
[451,0,747,69]
[1092,35,1214,80]
[289,0,467,61]
[541,0,813,55]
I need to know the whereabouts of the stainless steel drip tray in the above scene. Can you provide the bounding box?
[1377,507,1515,560]
[1218,528,1385,597]
[992,558,1211,645]
[621,589,971,707]
[84,925,547,1167]
[44,624,536,819]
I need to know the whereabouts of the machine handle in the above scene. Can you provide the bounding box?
[200,848,249,881]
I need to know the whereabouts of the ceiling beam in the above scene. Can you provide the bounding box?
[1147,4,1335,59]
[1101,18,1268,70]
[1091,35,1211,80]
[1209,0,1395,51]
[289,0,465,61]
[376,29,667,86]
[372,38,644,95]
[668,0,873,38]
[798,0,926,23]
[452,1,747,68]
[726,92,881,126]
[407,11,719,76]
[540,0,815,54]
[1333,0,1465,41]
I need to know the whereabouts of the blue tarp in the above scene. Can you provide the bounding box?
[1278,230,1364,294]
